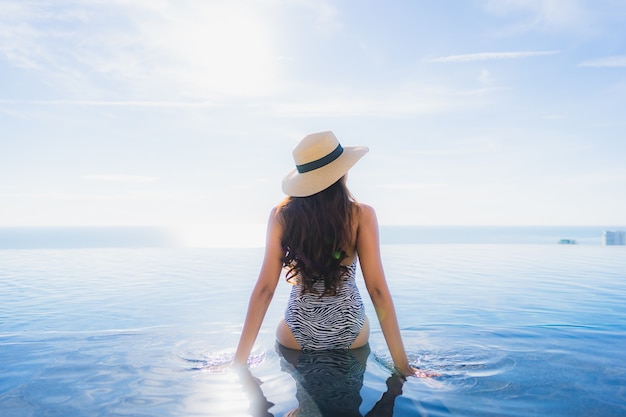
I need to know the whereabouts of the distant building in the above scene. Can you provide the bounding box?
[559,239,576,244]
[603,230,626,245]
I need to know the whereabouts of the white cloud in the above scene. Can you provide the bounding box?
[0,1,283,99]
[292,0,340,34]
[542,114,567,120]
[478,69,494,86]
[83,175,159,183]
[579,55,626,68]
[0,86,491,118]
[267,95,447,118]
[0,190,182,201]
[483,0,588,33]
[559,172,626,186]
[264,80,498,118]
[0,99,221,108]
[408,149,471,156]
[427,51,559,63]
[377,183,448,190]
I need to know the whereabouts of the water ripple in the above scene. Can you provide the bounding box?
[180,351,266,373]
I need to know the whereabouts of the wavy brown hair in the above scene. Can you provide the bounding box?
[278,177,357,295]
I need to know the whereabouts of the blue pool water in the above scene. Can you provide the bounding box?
[1,243,625,416]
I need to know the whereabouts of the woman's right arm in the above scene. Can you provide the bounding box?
[233,207,284,366]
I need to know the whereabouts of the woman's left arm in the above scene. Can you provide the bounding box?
[233,208,284,366]
[356,204,414,376]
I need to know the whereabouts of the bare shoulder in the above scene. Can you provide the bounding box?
[270,204,281,219]
[354,202,380,251]
[355,202,378,227]
[269,204,286,225]
[265,205,284,243]
[355,203,384,279]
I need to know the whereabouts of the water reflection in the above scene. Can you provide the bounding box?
[237,367,276,417]
[239,344,407,417]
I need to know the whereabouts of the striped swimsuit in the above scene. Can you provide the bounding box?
[284,260,366,351]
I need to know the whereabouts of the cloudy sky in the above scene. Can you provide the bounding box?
[1,0,625,232]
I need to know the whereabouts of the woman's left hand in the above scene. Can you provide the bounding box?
[398,366,439,378]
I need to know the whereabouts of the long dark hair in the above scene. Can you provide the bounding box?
[278,177,357,295]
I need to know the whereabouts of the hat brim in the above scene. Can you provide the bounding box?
[282,146,369,197]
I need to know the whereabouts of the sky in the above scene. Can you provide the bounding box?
[1,0,626,235]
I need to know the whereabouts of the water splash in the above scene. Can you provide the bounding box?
[180,351,266,373]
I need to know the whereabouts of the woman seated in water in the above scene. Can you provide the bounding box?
[233,130,417,377]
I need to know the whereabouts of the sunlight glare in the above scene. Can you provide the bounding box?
[185,371,252,417]
[144,2,280,97]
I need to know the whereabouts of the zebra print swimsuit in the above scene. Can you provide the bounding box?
[284,260,366,351]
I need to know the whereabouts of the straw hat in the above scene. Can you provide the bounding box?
[282,131,369,197]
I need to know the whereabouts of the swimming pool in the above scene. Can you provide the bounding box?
[1,244,625,416]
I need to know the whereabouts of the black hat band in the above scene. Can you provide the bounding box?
[296,144,344,174]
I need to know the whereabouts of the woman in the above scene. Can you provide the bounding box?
[233,130,416,377]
